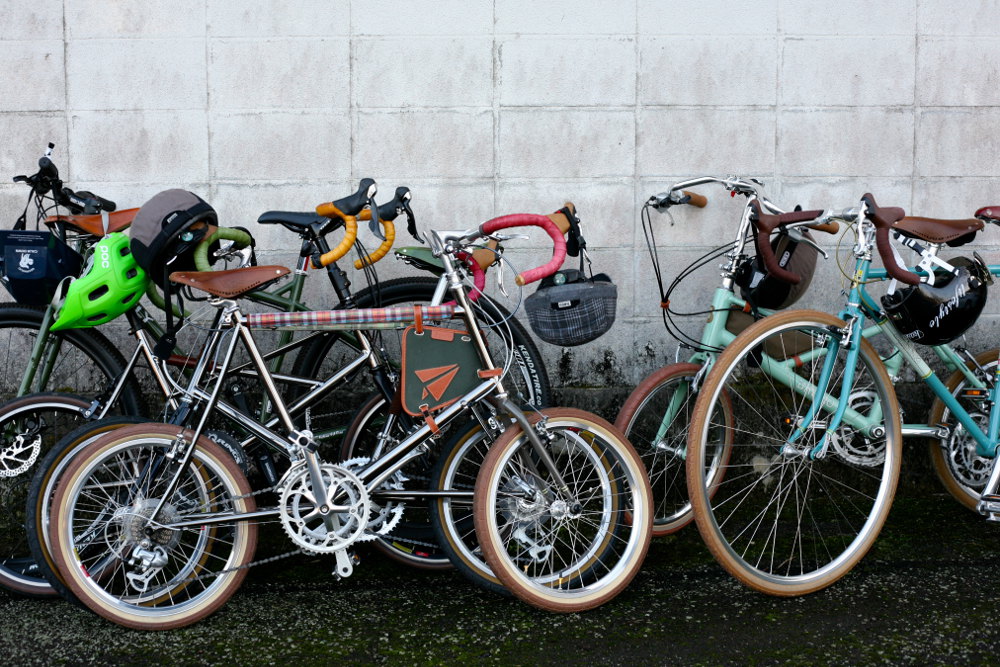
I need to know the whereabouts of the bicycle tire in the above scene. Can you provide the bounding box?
[0,393,94,597]
[25,414,147,603]
[927,348,998,512]
[429,418,509,594]
[474,408,653,612]
[615,362,734,537]
[0,303,143,415]
[686,309,902,596]
[49,423,257,630]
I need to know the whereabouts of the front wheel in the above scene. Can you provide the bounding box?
[615,363,733,536]
[48,423,258,630]
[474,408,653,612]
[686,310,902,596]
[0,393,94,597]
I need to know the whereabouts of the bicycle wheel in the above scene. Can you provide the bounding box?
[686,309,902,596]
[429,418,508,594]
[474,408,653,612]
[927,349,998,512]
[48,423,257,630]
[0,303,143,414]
[0,393,94,597]
[615,362,734,536]
[26,414,147,602]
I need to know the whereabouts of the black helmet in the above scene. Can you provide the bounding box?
[881,255,992,345]
[736,230,819,310]
[130,189,217,290]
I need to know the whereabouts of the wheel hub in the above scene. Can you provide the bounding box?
[117,499,181,552]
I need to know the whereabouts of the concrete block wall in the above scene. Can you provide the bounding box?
[2,0,999,392]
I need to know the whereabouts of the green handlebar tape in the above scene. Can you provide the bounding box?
[194,227,254,272]
[145,281,187,318]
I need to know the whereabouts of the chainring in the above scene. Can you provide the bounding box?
[831,391,886,467]
[341,456,405,539]
[279,463,371,554]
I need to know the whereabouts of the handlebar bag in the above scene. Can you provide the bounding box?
[0,230,82,305]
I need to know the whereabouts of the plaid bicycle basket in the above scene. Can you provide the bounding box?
[0,229,82,305]
[525,270,617,347]
[400,325,484,417]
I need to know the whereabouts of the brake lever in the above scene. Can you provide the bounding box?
[404,202,423,243]
[486,232,530,242]
[366,196,385,241]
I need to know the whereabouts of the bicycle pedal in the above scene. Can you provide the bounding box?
[976,494,1000,521]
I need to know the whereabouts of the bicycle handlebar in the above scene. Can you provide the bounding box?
[479,214,567,286]
[861,193,920,286]
[316,178,376,219]
[194,226,255,272]
[749,200,830,286]
[316,217,359,267]
[354,219,396,269]
[354,186,411,269]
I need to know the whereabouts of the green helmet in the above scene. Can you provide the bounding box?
[50,232,149,331]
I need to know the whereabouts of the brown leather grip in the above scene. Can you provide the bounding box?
[807,220,839,235]
[683,191,708,208]
[547,201,575,235]
[875,226,920,286]
[862,192,919,286]
[756,228,801,285]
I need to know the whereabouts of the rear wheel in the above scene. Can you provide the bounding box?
[26,414,147,602]
[927,349,998,511]
[49,424,257,630]
[686,310,901,596]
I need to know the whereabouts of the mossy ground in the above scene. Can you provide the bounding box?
[2,463,998,666]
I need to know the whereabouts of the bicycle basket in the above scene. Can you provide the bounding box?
[0,229,82,305]
[525,268,618,347]
[736,229,818,310]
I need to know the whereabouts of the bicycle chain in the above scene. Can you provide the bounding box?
[173,481,310,586]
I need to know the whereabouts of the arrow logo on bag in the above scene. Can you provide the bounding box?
[414,364,460,401]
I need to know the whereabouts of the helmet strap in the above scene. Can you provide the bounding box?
[154,264,184,359]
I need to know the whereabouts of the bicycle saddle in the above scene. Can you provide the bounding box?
[45,208,139,236]
[257,210,330,232]
[892,216,983,247]
[168,265,290,298]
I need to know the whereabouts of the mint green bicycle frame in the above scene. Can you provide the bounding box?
[751,246,1000,461]
[650,257,1000,460]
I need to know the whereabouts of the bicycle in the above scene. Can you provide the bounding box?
[17,183,558,597]
[684,192,996,595]
[618,177,1000,540]
[45,210,652,628]
[614,177,840,537]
